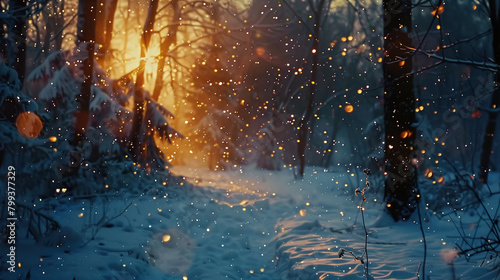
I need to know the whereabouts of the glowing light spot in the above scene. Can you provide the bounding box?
[436,25,441,30]
[49,136,57,142]
[400,130,412,138]
[431,5,445,15]
[344,104,354,113]
[398,60,405,67]
[437,176,444,183]
[78,213,84,218]
[256,47,266,56]
[299,209,307,216]
[16,111,43,138]
[425,169,433,178]
[162,234,171,243]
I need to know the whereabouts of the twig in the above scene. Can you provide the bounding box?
[417,199,427,280]
[80,202,133,248]
[355,168,372,278]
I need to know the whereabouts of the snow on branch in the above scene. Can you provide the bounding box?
[37,66,80,102]
[27,51,68,82]
[144,100,183,141]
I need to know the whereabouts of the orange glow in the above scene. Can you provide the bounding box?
[431,5,445,15]
[471,111,481,118]
[299,209,307,216]
[398,60,405,67]
[425,169,433,178]
[162,234,171,243]
[256,47,266,56]
[344,104,354,113]
[49,136,57,142]
[16,111,43,138]
[400,130,412,138]
[437,176,444,183]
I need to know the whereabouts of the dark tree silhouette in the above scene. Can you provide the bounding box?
[95,0,118,67]
[7,0,27,83]
[479,0,500,183]
[281,0,331,178]
[73,0,97,145]
[129,0,159,161]
[152,0,181,102]
[382,0,419,221]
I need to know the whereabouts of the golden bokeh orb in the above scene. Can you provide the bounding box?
[16,111,43,138]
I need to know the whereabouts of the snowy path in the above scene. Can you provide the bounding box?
[170,166,497,280]
[170,166,433,280]
[1,166,497,280]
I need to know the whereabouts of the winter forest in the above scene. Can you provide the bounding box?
[0,0,500,279]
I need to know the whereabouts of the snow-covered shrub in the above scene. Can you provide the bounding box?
[24,47,180,195]
[0,62,60,195]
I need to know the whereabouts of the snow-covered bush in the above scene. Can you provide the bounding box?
[21,47,180,196]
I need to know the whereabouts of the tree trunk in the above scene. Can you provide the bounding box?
[322,118,339,168]
[152,0,180,102]
[297,0,325,178]
[129,0,159,160]
[479,0,500,183]
[95,0,106,58]
[73,0,97,145]
[96,0,118,67]
[8,0,27,84]
[382,0,419,221]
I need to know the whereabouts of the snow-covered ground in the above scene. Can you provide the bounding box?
[1,166,498,280]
